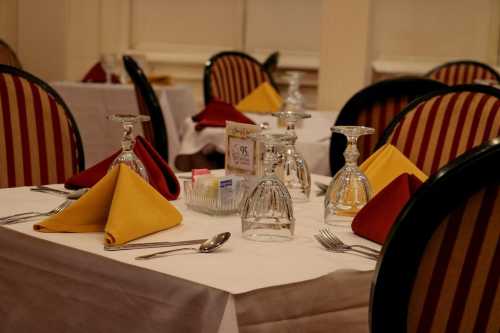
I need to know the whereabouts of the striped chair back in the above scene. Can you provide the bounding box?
[0,39,22,69]
[0,65,84,188]
[371,138,500,333]
[426,60,500,86]
[330,77,447,175]
[378,85,500,175]
[203,51,277,105]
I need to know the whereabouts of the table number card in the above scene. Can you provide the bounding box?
[225,121,261,177]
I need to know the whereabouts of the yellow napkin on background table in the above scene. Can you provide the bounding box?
[360,144,428,195]
[236,82,282,113]
[34,164,182,245]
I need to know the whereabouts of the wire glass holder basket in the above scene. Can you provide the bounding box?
[183,180,247,215]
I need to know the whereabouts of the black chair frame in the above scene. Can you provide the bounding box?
[329,77,448,175]
[123,55,169,161]
[203,50,279,105]
[370,136,500,332]
[0,64,85,171]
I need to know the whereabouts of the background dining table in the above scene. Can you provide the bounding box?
[0,172,379,333]
[51,81,198,167]
[177,111,338,176]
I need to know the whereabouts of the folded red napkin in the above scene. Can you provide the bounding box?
[65,136,180,200]
[193,100,255,131]
[82,62,121,84]
[351,173,422,245]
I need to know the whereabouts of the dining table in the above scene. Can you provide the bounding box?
[0,172,379,333]
[51,81,198,168]
[176,111,338,176]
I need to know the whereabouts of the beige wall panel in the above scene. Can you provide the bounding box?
[131,0,243,51]
[245,0,320,54]
[372,0,495,62]
[64,0,101,81]
[0,0,18,49]
[17,0,67,81]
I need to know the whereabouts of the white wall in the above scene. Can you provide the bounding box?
[0,0,498,109]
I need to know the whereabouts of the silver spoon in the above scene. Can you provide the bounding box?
[135,232,231,260]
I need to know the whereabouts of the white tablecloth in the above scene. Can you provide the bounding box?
[52,82,198,168]
[177,111,338,176]
[0,173,379,332]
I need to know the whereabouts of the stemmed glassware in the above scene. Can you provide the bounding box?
[272,70,311,202]
[241,133,295,242]
[324,126,374,225]
[284,71,305,111]
[108,114,150,182]
[273,110,311,202]
[100,53,117,83]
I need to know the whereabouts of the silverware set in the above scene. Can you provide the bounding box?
[315,228,380,260]
[0,186,87,225]
[0,200,72,225]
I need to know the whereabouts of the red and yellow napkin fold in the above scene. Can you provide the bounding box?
[65,136,180,200]
[236,82,282,113]
[351,173,422,244]
[350,144,428,244]
[360,144,427,195]
[192,100,255,131]
[82,62,120,83]
[34,164,182,245]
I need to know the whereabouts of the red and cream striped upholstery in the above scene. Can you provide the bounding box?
[356,96,410,162]
[0,71,82,187]
[206,53,273,105]
[427,61,500,86]
[408,184,500,333]
[387,90,500,175]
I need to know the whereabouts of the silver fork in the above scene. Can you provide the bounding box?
[0,200,72,225]
[315,233,379,260]
[319,229,380,254]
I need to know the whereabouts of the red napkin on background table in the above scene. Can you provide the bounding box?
[82,62,121,84]
[351,173,423,245]
[193,100,255,131]
[65,136,180,200]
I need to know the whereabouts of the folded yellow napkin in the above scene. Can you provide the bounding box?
[34,164,182,245]
[360,144,428,195]
[236,82,282,113]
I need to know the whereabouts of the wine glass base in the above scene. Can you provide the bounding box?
[242,219,294,242]
[324,215,353,227]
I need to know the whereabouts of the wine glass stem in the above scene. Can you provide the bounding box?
[121,122,135,152]
[285,119,297,138]
[344,135,359,167]
[263,145,279,177]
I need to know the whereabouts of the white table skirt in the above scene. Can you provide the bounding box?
[51,82,198,168]
[0,173,379,332]
[177,111,338,176]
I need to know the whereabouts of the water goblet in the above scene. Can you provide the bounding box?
[100,53,117,83]
[324,126,374,225]
[108,114,150,182]
[241,133,295,242]
[272,110,312,202]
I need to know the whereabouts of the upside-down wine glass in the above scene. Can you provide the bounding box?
[324,126,374,225]
[108,114,150,182]
[241,133,295,242]
[100,53,117,83]
[272,110,311,202]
